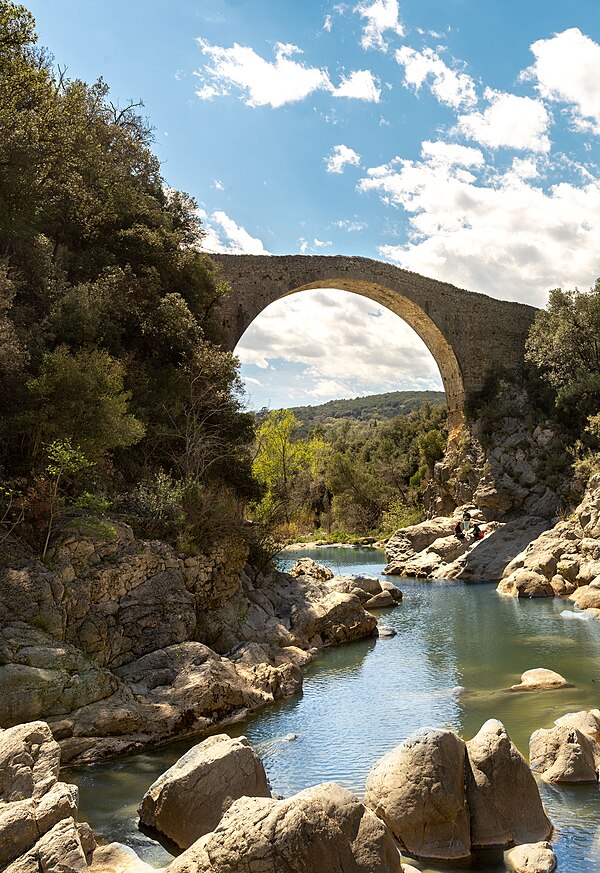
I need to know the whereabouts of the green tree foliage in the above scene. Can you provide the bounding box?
[252,402,447,538]
[28,346,145,455]
[526,282,600,429]
[0,2,257,553]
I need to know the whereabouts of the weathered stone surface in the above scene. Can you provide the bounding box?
[0,722,96,872]
[4,817,90,873]
[529,724,600,783]
[167,784,402,873]
[138,734,270,848]
[0,624,121,728]
[214,253,538,434]
[0,721,60,802]
[510,669,569,691]
[364,591,397,609]
[466,719,552,849]
[497,569,555,598]
[89,843,159,873]
[289,591,377,647]
[506,842,557,873]
[364,728,471,861]
[288,557,334,582]
[554,708,600,740]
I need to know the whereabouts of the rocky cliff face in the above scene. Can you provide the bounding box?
[0,528,378,765]
[426,385,562,521]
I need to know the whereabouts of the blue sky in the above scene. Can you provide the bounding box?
[26,1,600,409]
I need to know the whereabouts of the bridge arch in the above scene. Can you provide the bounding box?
[211,254,538,435]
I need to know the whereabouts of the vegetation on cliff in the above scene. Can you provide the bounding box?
[0,2,258,555]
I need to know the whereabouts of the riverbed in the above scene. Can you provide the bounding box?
[70,547,600,871]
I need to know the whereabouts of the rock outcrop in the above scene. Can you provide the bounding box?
[466,720,552,849]
[0,539,378,765]
[498,473,600,601]
[364,728,471,861]
[529,710,600,783]
[0,720,96,872]
[384,510,549,583]
[364,720,551,862]
[138,734,270,849]
[166,783,403,873]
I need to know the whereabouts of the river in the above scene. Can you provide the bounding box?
[70,547,600,871]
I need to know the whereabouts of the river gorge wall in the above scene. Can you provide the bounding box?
[0,528,380,766]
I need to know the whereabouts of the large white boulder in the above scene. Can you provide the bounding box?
[466,720,552,849]
[364,728,471,861]
[167,784,402,873]
[138,734,270,848]
[529,724,600,783]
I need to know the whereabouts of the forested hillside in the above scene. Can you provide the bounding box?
[265,390,446,434]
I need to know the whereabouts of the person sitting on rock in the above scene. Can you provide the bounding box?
[454,511,481,541]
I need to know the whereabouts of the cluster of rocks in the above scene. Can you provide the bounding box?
[497,473,600,605]
[94,718,557,873]
[0,535,394,765]
[383,510,550,583]
[0,720,96,872]
[0,713,564,873]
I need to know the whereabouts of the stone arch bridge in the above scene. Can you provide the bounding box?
[211,254,538,433]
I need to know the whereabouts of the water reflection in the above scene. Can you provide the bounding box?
[70,548,600,872]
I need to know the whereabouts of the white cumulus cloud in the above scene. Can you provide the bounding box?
[325,144,362,173]
[456,88,551,152]
[197,209,270,255]
[195,40,330,108]
[355,0,405,51]
[358,142,600,305]
[395,46,477,108]
[332,69,381,102]
[525,28,600,134]
[236,289,443,402]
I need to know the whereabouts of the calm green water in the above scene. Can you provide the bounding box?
[70,547,600,871]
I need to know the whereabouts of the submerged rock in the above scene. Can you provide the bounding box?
[138,734,270,849]
[510,669,569,691]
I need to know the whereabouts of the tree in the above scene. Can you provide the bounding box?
[526,282,600,429]
[253,410,312,524]
[28,346,145,456]
[42,438,90,557]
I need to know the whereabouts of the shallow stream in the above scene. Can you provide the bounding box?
[70,547,600,871]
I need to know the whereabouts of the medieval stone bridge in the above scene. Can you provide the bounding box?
[211,254,538,431]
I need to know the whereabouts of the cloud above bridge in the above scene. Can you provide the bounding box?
[236,289,443,410]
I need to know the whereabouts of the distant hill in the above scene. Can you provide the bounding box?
[257,390,446,428]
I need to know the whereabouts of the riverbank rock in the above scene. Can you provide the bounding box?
[327,575,402,609]
[529,723,600,783]
[364,728,471,861]
[384,511,547,584]
[288,557,334,581]
[506,842,557,873]
[89,843,159,873]
[167,783,402,873]
[0,721,96,871]
[510,669,569,691]
[138,734,270,849]
[498,473,600,600]
[364,721,551,862]
[466,720,552,849]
